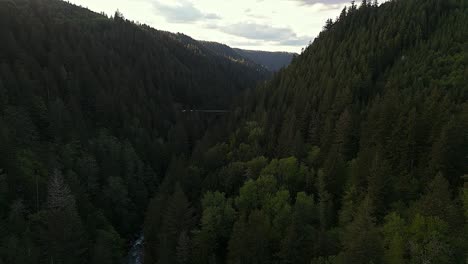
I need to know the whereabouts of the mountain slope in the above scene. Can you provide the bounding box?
[234,48,296,71]
[199,41,296,71]
[199,41,296,72]
[171,37,271,78]
[143,0,468,263]
[0,0,467,263]
[198,41,263,69]
[0,0,268,263]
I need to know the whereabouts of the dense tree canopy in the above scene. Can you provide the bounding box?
[145,0,468,263]
[0,0,467,263]
[0,0,267,263]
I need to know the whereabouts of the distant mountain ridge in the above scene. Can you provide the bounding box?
[234,48,297,71]
[171,39,269,74]
[199,41,296,72]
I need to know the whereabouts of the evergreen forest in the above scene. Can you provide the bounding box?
[0,0,467,263]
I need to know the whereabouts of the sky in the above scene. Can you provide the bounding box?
[66,0,353,53]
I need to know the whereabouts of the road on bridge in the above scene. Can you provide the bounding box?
[181,110,230,113]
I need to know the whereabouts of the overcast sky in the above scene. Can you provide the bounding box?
[67,0,353,52]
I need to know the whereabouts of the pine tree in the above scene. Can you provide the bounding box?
[47,170,73,210]
[227,210,272,264]
[382,213,406,264]
[324,19,334,30]
[176,231,191,264]
[416,173,461,228]
[407,214,452,264]
[317,169,333,230]
[91,229,124,264]
[158,185,195,263]
[114,9,124,21]
[46,170,87,264]
[342,197,382,264]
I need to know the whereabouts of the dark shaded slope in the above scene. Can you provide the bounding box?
[143,1,468,264]
[0,0,268,263]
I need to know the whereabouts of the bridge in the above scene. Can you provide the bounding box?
[181,110,230,113]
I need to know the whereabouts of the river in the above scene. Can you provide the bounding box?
[127,234,144,264]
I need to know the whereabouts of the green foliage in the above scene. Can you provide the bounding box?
[342,197,382,264]
[227,210,273,264]
[1,0,468,263]
[185,0,468,262]
[91,229,124,264]
[0,0,268,263]
[245,156,268,179]
[463,183,468,219]
[415,173,462,227]
[278,192,318,263]
[382,213,406,264]
[158,186,195,263]
[192,192,236,263]
[235,175,278,212]
[407,215,452,264]
[44,170,88,264]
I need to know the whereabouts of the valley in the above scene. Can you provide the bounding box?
[0,0,467,263]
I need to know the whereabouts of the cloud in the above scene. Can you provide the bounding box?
[279,36,312,46]
[204,23,219,29]
[153,0,220,23]
[205,13,221,19]
[247,13,269,19]
[222,23,297,41]
[290,0,346,12]
[294,0,349,5]
[220,22,312,47]
[314,3,345,11]
[229,39,263,46]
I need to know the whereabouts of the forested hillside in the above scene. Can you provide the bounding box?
[198,41,265,71]
[199,41,296,72]
[234,49,296,71]
[143,0,468,263]
[1,0,468,264]
[0,0,268,263]
[197,41,296,72]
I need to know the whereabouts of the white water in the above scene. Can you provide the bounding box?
[128,234,144,264]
